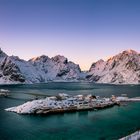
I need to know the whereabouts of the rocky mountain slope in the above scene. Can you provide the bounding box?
[87,50,140,84]
[29,55,82,82]
[0,48,140,84]
[0,48,83,84]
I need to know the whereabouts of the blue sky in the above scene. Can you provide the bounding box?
[0,0,140,70]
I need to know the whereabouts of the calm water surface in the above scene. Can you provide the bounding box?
[0,82,140,140]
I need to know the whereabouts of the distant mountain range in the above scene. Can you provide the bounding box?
[0,48,139,84]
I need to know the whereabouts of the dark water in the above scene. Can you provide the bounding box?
[0,82,140,140]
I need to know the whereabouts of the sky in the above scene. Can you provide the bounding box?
[0,0,140,70]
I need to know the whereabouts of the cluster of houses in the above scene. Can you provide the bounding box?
[42,93,115,110]
[5,93,121,114]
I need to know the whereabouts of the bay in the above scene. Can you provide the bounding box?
[0,82,140,140]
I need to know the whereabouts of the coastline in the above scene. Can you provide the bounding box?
[0,80,140,86]
[5,94,120,115]
[1,83,140,140]
[5,94,140,115]
[119,130,140,140]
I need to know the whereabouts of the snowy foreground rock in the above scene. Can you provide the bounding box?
[0,48,140,84]
[119,130,140,140]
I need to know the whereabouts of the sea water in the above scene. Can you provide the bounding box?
[0,82,140,140]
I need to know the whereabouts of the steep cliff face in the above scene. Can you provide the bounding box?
[0,48,139,84]
[0,48,7,58]
[0,49,82,84]
[0,56,25,83]
[0,49,24,83]
[87,50,140,84]
[0,55,41,84]
[29,55,82,81]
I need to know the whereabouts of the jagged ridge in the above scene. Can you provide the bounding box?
[87,50,140,84]
[0,48,139,84]
[0,49,83,84]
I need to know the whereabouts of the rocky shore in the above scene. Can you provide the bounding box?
[119,130,140,140]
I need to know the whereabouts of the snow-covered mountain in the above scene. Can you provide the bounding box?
[0,48,83,84]
[0,48,140,84]
[87,50,140,84]
[0,48,25,84]
[29,55,82,82]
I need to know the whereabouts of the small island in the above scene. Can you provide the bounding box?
[5,93,127,115]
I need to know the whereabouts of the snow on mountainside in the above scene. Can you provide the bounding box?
[0,48,83,84]
[0,49,24,84]
[87,50,140,84]
[29,55,82,81]
[0,48,140,84]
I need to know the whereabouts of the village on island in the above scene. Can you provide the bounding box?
[0,89,139,115]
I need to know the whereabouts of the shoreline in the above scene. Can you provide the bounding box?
[5,94,120,115]
[5,93,140,115]
[29,102,118,115]
[119,130,140,140]
[0,82,140,86]
[6,102,118,115]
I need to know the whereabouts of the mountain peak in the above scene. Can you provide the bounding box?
[52,55,68,64]
[0,48,8,57]
[96,59,104,63]
[88,49,140,84]
[29,55,49,62]
[122,49,138,55]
